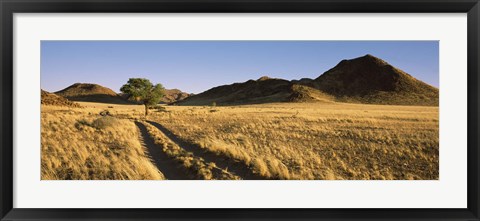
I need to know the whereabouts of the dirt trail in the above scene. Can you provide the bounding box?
[135,121,190,180]
[146,120,265,180]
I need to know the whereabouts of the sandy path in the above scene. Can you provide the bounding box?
[135,121,190,180]
[146,120,265,180]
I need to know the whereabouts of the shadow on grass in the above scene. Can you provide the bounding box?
[146,120,266,180]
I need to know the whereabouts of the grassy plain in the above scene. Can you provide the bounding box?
[149,103,439,180]
[41,101,439,180]
[41,104,163,180]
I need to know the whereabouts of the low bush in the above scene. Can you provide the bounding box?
[91,116,120,129]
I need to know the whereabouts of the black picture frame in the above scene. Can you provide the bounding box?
[1,0,479,220]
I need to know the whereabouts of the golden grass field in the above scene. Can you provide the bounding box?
[41,101,439,180]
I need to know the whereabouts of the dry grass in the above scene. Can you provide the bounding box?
[148,102,439,180]
[42,101,439,180]
[41,105,163,180]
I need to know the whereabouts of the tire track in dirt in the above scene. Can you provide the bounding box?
[146,120,265,180]
[135,121,190,180]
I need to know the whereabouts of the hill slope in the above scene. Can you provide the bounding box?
[41,90,81,107]
[178,77,294,105]
[179,78,335,106]
[55,83,130,104]
[313,54,439,105]
[288,84,335,103]
[161,89,191,104]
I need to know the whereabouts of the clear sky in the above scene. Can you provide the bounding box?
[41,41,439,94]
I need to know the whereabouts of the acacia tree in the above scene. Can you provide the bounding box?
[120,78,165,116]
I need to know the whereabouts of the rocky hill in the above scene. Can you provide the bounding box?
[55,83,129,104]
[313,54,439,105]
[177,54,438,106]
[41,90,81,107]
[161,89,191,104]
[178,76,293,105]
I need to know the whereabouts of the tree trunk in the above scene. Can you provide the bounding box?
[144,104,149,116]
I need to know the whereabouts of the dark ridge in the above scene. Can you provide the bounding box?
[177,77,292,106]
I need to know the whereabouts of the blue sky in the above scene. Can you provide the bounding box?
[41,41,439,94]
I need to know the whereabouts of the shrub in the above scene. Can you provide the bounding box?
[91,116,120,129]
[148,105,168,112]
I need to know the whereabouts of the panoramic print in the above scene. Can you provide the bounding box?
[41,41,439,180]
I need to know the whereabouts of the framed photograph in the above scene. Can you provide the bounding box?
[1,0,479,220]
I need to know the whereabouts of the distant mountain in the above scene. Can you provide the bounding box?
[41,89,81,107]
[313,54,439,105]
[51,55,438,106]
[161,89,191,104]
[178,77,335,106]
[177,76,293,105]
[55,83,130,104]
[178,54,438,106]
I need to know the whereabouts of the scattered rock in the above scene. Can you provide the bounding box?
[99,110,112,116]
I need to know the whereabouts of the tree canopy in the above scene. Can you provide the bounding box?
[120,78,165,116]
